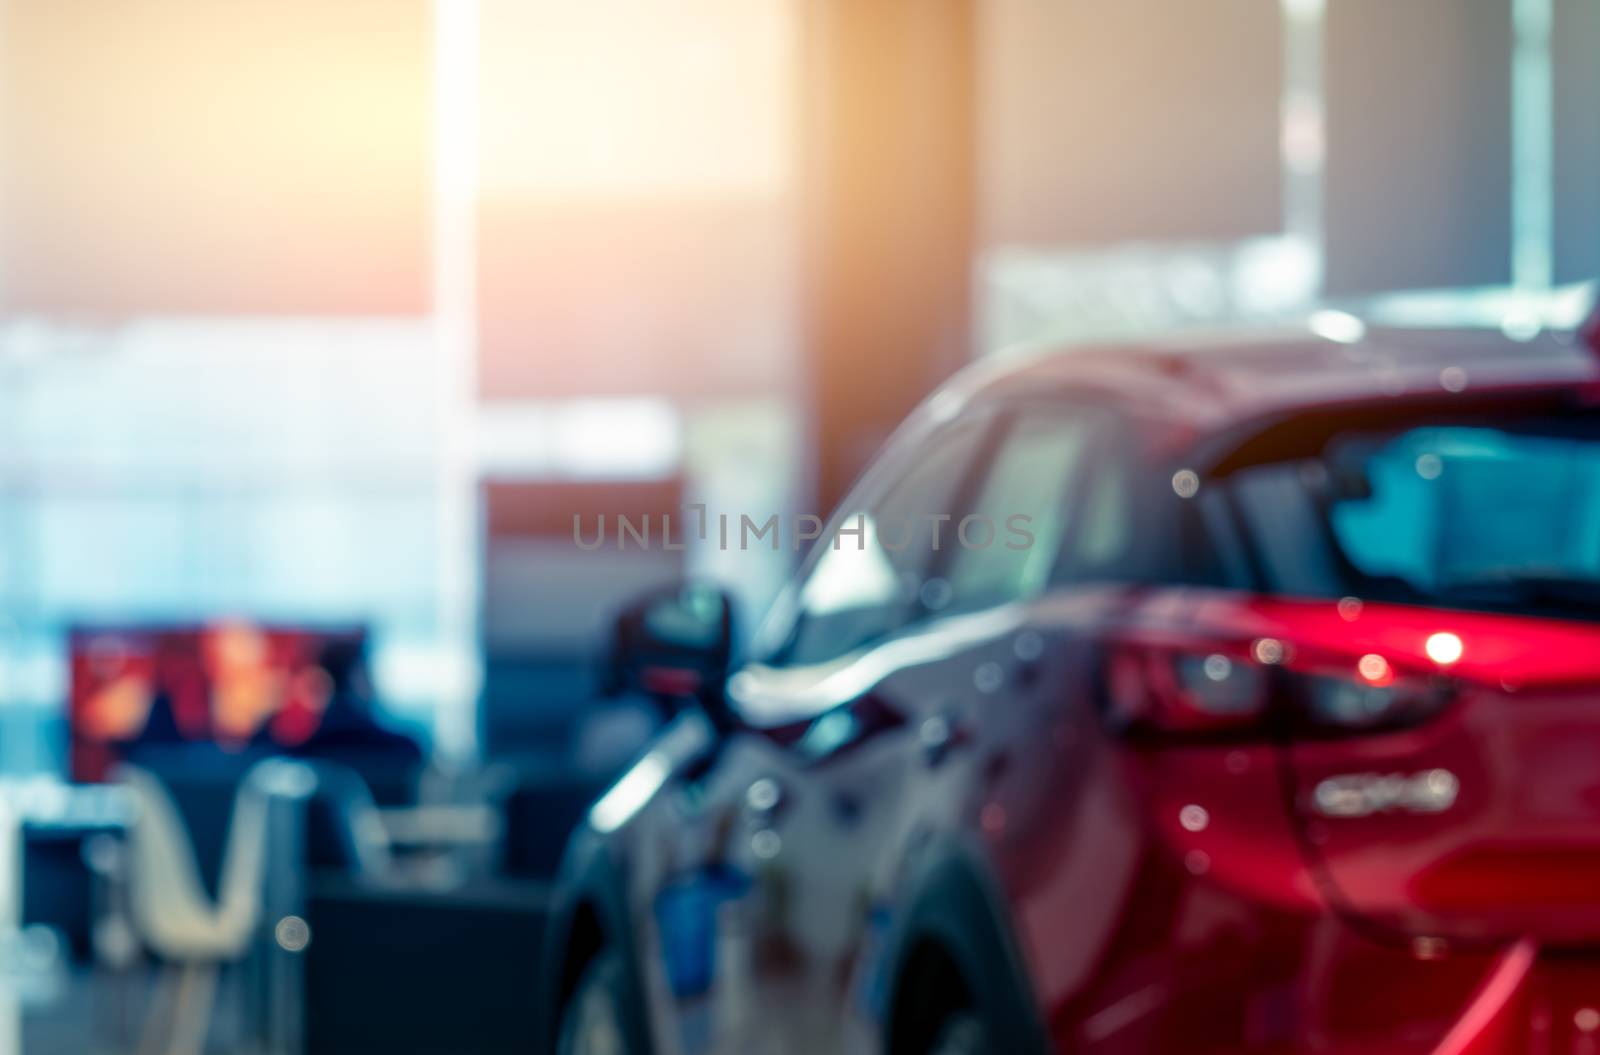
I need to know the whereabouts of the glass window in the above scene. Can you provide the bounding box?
[1230,415,1600,620]
[779,421,989,666]
[942,412,1096,613]
[1064,437,1138,582]
[1332,427,1600,590]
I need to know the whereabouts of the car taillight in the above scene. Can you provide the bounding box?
[1296,666,1448,732]
[1104,635,1454,739]
[1108,643,1267,733]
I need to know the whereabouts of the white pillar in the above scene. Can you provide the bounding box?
[0,789,20,1055]
[1511,0,1554,296]
[431,0,484,762]
[1280,0,1326,300]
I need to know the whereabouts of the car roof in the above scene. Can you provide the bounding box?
[940,323,1600,434]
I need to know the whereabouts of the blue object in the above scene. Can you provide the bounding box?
[653,866,752,1000]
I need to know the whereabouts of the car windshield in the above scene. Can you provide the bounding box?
[1228,413,1600,620]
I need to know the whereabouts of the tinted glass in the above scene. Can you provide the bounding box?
[1230,416,1600,619]
[781,421,988,665]
[942,413,1094,613]
[1064,436,1141,582]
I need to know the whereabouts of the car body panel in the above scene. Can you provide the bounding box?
[548,324,1600,1055]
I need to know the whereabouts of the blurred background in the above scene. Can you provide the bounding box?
[0,0,1595,1052]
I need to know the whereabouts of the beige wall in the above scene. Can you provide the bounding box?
[0,0,429,316]
[978,0,1282,249]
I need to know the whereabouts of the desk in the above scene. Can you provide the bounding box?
[377,803,499,849]
[0,780,131,1055]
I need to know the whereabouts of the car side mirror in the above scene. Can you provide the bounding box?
[602,582,735,727]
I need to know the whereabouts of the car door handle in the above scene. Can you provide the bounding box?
[1012,657,1045,689]
[1011,631,1048,688]
[919,712,972,767]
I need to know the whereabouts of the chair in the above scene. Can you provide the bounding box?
[300,760,394,879]
[117,758,307,1055]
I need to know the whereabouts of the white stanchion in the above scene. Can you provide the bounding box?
[0,787,21,1055]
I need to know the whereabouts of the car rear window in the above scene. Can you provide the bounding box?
[1227,412,1600,620]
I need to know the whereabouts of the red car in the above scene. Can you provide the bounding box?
[543,316,1600,1055]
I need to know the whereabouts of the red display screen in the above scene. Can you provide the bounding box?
[68,622,366,782]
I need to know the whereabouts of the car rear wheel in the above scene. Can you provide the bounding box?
[557,950,635,1055]
[927,1010,995,1055]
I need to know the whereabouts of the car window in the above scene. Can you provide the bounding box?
[777,419,990,666]
[1228,414,1600,620]
[940,411,1097,614]
[1060,435,1160,584]
[1333,427,1600,589]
